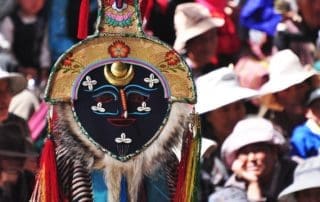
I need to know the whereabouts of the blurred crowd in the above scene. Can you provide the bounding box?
[0,0,320,201]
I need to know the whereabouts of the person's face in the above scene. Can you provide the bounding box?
[296,187,320,202]
[275,81,310,108]
[0,156,25,185]
[297,0,320,30]
[186,28,218,68]
[18,0,45,16]
[205,101,246,143]
[306,99,320,124]
[0,80,12,122]
[236,143,278,180]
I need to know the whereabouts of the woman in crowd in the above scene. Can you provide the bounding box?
[196,67,259,201]
[173,2,224,79]
[210,116,297,202]
[259,49,318,137]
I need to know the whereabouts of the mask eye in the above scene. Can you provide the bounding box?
[95,93,115,103]
[128,93,148,104]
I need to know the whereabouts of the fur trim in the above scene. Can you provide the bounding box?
[54,102,192,201]
[100,102,191,201]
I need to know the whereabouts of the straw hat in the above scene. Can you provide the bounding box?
[221,116,286,168]
[173,2,225,53]
[0,69,27,96]
[195,67,259,114]
[278,156,320,200]
[260,49,317,95]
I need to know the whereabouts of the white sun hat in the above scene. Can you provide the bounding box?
[221,116,286,169]
[0,68,27,95]
[195,67,259,115]
[278,156,320,201]
[173,2,225,54]
[260,49,317,95]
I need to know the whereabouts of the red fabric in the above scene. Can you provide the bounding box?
[196,0,226,16]
[40,138,60,202]
[197,0,241,55]
[141,0,154,21]
[77,0,89,39]
[156,0,169,14]
[216,16,241,55]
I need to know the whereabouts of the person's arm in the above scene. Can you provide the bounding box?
[231,158,266,201]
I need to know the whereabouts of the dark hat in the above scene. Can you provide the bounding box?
[0,123,36,158]
[307,88,320,106]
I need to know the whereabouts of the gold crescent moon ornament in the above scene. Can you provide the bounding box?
[104,61,134,86]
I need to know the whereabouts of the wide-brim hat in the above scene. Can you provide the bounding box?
[260,49,317,95]
[0,69,27,96]
[173,2,224,53]
[195,67,259,114]
[221,116,286,168]
[0,149,37,158]
[278,156,320,200]
[0,123,37,158]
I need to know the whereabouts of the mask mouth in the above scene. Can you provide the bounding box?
[107,118,136,126]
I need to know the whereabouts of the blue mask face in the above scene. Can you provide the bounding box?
[72,61,170,161]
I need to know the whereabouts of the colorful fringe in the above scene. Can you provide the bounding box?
[30,136,62,202]
[30,106,63,202]
[173,112,201,202]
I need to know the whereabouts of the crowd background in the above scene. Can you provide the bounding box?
[0,0,320,201]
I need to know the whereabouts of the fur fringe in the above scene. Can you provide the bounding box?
[54,102,192,202]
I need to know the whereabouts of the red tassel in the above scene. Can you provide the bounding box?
[30,137,61,202]
[43,138,60,202]
[77,0,90,39]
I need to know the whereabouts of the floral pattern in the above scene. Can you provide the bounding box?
[59,53,82,74]
[165,50,179,66]
[158,50,185,73]
[108,40,130,58]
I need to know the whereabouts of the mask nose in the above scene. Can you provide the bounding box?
[120,89,128,118]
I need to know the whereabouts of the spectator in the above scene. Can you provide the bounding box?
[195,0,242,67]
[278,156,320,202]
[210,116,297,202]
[173,2,224,79]
[274,0,320,65]
[0,68,29,137]
[0,0,50,90]
[0,68,38,174]
[195,67,259,201]
[290,88,320,159]
[196,67,258,146]
[0,123,37,202]
[259,49,317,137]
